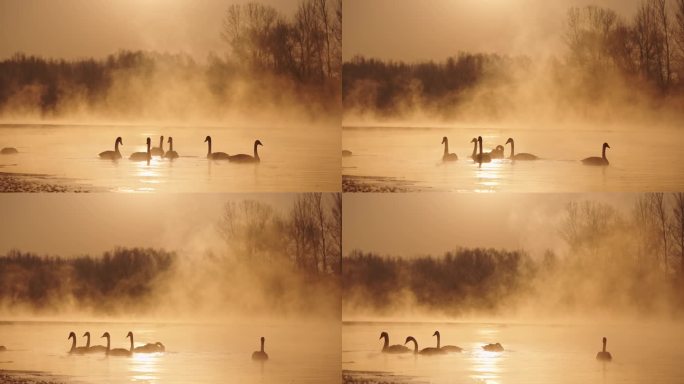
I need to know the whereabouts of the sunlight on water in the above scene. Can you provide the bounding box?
[131,353,161,381]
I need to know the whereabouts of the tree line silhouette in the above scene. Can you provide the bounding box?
[0,0,341,119]
[344,193,684,317]
[343,1,684,120]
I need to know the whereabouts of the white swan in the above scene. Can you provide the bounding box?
[229,140,262,163]
[99,137,123,160]
[163,137,179,159]
[129,137,151,162]
[205,136,230,160]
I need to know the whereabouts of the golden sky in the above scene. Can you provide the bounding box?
[343,193,637,258]
[0,0,300,60]
[0,194,296,256]
[343,0,641,62]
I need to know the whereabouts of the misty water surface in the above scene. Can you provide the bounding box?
[0,319,339,383]
[342,321,684,384]
[342,126,684,192]
[0,123,340,192]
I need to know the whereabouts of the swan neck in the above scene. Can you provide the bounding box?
[85,333,90,348]
[147,141,151,154]
[254,142,259,160]
[472,142,477,157]
[602,339,606,352]
[207,140,211,156]
[261,338,265,352]
[443,140,448,155]
[115,141,120,152]
[411,339,418,353]
[129,334,134,352]
[510,141,515,157]
[70,335,76,351]
[478,139,483,155]
[169,140,173,151]
[382,335,389,349]
[159,137,164,149]
[436,333,440,348]
[602,146,606,159]
[105,335,110,352]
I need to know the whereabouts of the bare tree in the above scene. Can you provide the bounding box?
[671,193,684,275]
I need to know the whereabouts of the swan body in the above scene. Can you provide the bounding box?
[68,331,88,354]
[230,140,262,163]
[441,137,458,161]
[405,336,445,355]
[101,332,132,357]
[129,137,152,161]
[505,138,538,160]
[1,147,18,155]
[489,145,505,159]
[342,150,353,157]
[482,343,504,352]
[150,136,164,157]
[127,331,165,353]
[582,143,610,166]
[474,136,491,163]
[163,137,179,159]
[0,346,6,351]
[204,136,230,160]
[379,331,410,353]
[252,336,269,361]
[83,332,106,353]
[596,337,612,361]
[99,137,123,160]
[433,331,462,353]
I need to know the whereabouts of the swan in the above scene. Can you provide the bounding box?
[229,140,262,163]
[150,136,164,157]
[83,331,106,353]
[204,136,230,160]
[99,137,123,160]
[129,137,151,162]
[342,150,353,157]
[252,336,269,361]
[101,332,132,357]
[0,346,6,351]
[379,331,410,353]
[582,142,610,166]
[432,331,462,352]
[68,331,87,354]
[489,145,505,159]
[475,136,491,163]
[127,331,165,353]
[505,138,538,160]
[163,137,179,159]
[405,336,445,355]
[441,137,458,161]
[596,337,612,361]
[1,147,18,155]
[470,138,478,160]
[482,343,504,352]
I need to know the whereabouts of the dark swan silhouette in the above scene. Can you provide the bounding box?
[474,136,492,163]
[379,331,410,353]
[1,147,18,154]
[127,331,165,353]
[68,331,88,354]
[252,336,269,361]
[405,336,445,355]
[99,137,123,160]
[129,137,151,162]
[432,331,462,352]
[596,337,612,361]
[482,342,504,352]
[505,138,538,160]
[229,140,262,163]
[164,137,179,159]
[204,136,230,160]
[441,137,458,161]
[83,331,106,353]
[150,136,165,157]
[582,142,610,166]
[101,332,132,357]
[342,150,353,157]
[0,345,6,351]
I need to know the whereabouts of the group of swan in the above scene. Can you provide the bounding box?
[379,331,483,355]
[68,331,165,356]
[440,136,609,165]
[380,332,614,361]
[97,136,262,163]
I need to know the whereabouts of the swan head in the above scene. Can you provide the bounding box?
[441,136,448,144]
[167,137,173,144]
[379,331,388,340]
[404,336,416,345]
[101,332,110,339]
[255,139,263,147]
[603,142,610,149]
[116,137,123,146]
[496,145,504,151]
[477,136,483,143]
[204,135,211,143]
[603,337,607,344]
[83,332,90,338]
[146,137,151,146]
[470,137,477,143]
[505,138,513,145]
[159,135,164,142]
[68,331,76,340]
[126,331,133,339]
[432,331,439,337]
[261,336,265,343]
